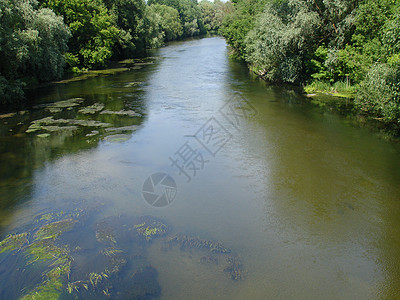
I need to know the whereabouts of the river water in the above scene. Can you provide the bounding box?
[1,37,400,299]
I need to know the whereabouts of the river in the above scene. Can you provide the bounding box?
[1,37,400,299]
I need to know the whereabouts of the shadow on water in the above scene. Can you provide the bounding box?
[0,58,158,225]
[0,58,166,299]
[223,56,400,298]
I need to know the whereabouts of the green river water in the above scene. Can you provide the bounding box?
[1,37,400,299]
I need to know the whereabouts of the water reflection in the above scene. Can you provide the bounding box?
[0,61,156,228]
[225,58,400,298]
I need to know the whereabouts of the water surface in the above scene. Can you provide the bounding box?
[1,37,400,299]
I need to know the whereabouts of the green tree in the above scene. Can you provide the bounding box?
[139,5,164,49]
[245,1,319,83]
[148,4,182,41]
[148,0,205,37]
[102,0,147,57]
[356,63,400,125]
[0,0,70,103]
[42,0,119,69]
[382,3,400,64]
[200,0,231,33]
[220,0,268,59]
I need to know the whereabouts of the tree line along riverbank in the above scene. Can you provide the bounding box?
[1,0,399,135]
[220,0,400,135]
[0,0,232,104]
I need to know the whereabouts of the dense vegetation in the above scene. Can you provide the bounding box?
[0,0,231,104]
[221,0,400,132]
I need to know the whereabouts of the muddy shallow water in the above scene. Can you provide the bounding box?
[1,37,400,299]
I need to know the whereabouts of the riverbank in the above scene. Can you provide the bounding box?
[246,64,400,139]
[0,57,155,114]
[304,80,356,99]
[302,92,400,141]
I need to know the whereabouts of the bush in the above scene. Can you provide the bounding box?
[244,2,319,83]
[355,63,400,124]
[0,0,70,103]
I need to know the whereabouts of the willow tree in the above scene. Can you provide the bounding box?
[0,0,70,103]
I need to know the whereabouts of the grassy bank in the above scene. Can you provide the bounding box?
[304,81,357,99]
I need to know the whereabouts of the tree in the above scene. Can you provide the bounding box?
[42,0,119,69]
[148,4,182,41]
[139,5,164,49]
[245,1,320,83]
[0,0,70,103]
[356,63,400,125]
[148,0,205,37]
[200,0,231,33]
[102,0,147,57]
[220,0,266,59]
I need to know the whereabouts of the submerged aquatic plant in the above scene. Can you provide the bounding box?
[0,232,28,254]
[20,277,64,300]
[35,219,76,241]
[26,116,112,134]
[100,109,141,117]
[67,281,89,294]
[101,247,123,257]
[103,134,132,143]
[43,98,85,113]
[224,254,245,280]
[95,227,117,245]
[165,233,247,281]
[89,272,108,287]
[78,103,105,114]
[1,208,246,298]
[166,234,231,254]
[26,239,69,264]
[134,219,167,241]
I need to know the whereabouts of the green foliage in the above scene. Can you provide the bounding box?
[245,2,319,83]
[382,4,400,58]
[148,4,182,41]
[220,12,252,59]
[200,0,215,32]
[43,0,120,69]
[304,80,356,98]
[355,63,400,124]
[220,0,265,59]
[0,0,221,102]
[325,45,372,83]
[0,78,25,104]
[148,0,206,37]
[221,0,400,131]
[103,0,147,57]
[309,46,332,81]
[0,0,70,103]
[140,5,165,49]
[28,8,71,81]
[200,0,231,33]
[354,0,393,41]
